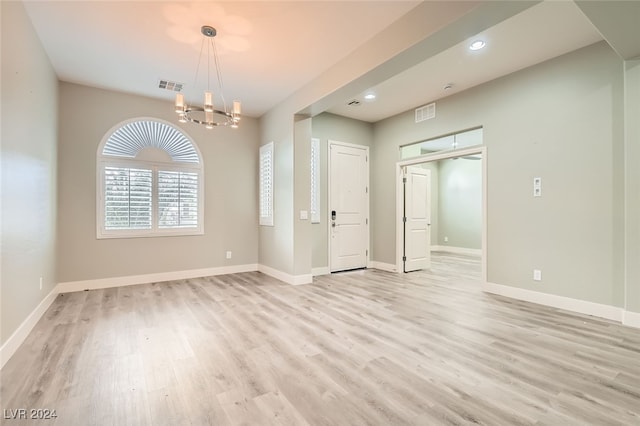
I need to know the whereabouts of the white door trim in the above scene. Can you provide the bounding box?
[328,140,370,272]
[395,146,487,281]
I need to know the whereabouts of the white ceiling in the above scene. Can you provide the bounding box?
[22,0,420,118]
[327,1,603,122]
[21,1,611,123]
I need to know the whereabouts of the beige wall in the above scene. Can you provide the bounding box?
[57,83,259,283]
[1,1,59,345]
[624,60,640,314]
[372,41,625,307]
[258,107,294,275]
[293,117,312,276]
[437,157,482,249]
[259,2,517,277]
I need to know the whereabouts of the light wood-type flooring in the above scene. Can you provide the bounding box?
[1,252,640,425]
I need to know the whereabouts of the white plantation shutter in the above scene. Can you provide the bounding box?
[103,120,199,163]
[104,167,153,230]
[97,118,203,238]
[158,171,198,228]
[310,138,320,224]
[259,142,274,226]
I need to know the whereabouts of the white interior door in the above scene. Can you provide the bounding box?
[329,142,368,272]
[404,166,431,272]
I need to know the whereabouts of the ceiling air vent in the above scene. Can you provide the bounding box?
[415,102,435,123]
[347,99,361,107]
[158,79,184,92]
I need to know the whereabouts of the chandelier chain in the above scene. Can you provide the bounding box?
[211,38,228,113]
[192,37,206,98]
[174,25,241,129]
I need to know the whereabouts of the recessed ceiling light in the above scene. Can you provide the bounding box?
[364,93,376,101]
[469,40,486,51]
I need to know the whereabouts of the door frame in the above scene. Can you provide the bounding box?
[327,139,370,272]
[395,146,487,281]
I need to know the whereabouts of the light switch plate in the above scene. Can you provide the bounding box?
[533,177,542,197]
[533,269,542,281]
[300,210,308,220]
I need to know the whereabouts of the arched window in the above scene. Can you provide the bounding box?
[97,118,203,238]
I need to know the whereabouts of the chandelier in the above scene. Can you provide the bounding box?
[174,26,241,129]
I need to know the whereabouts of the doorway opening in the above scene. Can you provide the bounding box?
[395,145,486,281]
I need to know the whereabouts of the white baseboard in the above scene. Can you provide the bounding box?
[57,263,259,294]
[258,264,312,285]
[312,267,330,277]
[431,245,482,256]
[0,287,59,369]
[314,263,399,275]
[483,281,625,323]
[623,310,640,328]
[368,261,397,273]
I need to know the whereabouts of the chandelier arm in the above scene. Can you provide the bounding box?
[183,106,234,126]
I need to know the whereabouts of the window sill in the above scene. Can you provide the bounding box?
[96,228,204,239]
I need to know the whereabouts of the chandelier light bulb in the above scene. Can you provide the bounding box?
[204,91,213,113]
[175,93,185,113]
[205,111,214,129]
[232,100,241,127]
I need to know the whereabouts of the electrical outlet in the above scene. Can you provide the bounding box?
[226,251,232,259]
[444,236,449,242]
[533,269,542,281]
[39,277,43,290]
